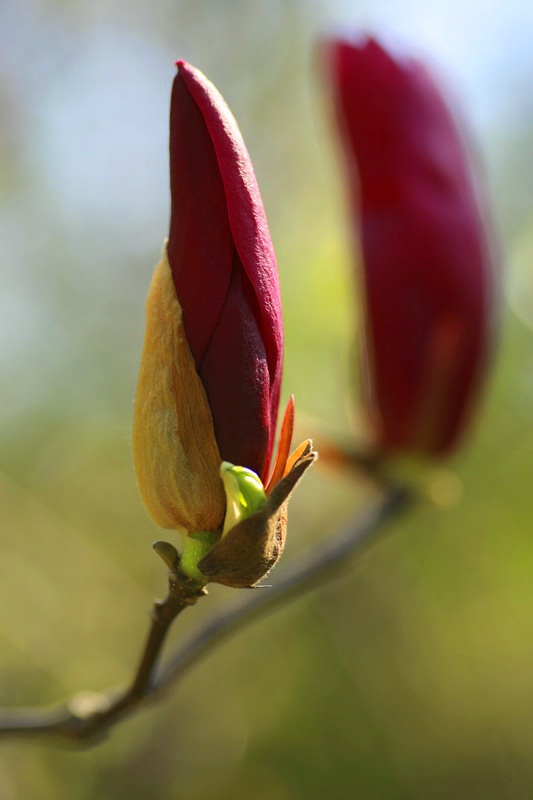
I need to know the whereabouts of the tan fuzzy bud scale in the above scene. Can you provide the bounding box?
[133,246,226,532]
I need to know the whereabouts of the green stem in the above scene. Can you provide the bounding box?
[179,531,218,583]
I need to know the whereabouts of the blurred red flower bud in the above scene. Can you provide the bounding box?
[328,36,498,455]
[168,60,283,481]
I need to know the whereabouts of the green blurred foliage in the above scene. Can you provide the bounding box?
[1,0,532,798]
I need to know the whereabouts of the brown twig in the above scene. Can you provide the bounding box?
[0,482,412,746]
[0,569,207,744]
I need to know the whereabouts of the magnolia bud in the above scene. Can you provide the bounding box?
[328,36,498,455]
[133,62,315,584]
[133,60,284,534]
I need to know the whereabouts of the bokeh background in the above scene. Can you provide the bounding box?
[1,0,532,797]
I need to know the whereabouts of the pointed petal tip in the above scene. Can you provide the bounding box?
[175,59,194,77]
[265,395,295,494]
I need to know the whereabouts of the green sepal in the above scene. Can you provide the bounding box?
[179,530,219,584]
[220,461,267,536]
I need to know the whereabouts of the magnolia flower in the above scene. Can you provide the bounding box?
[133,61,316,586]
[328,36,498,454]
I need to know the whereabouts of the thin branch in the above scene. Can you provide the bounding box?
[0,569,207,744]
[156,482,411,694]
[0,482,412,746]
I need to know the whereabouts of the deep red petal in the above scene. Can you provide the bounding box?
[329,36,496,454]
[168,62,284,475]
[168,72,234,365]
[177,61,283,467]
[199,250,271,480]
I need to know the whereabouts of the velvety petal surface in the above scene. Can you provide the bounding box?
[168,61,283,477]
[199,251,271,477]
[176,61,283,473]
[168,69,234,366]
